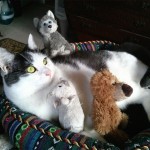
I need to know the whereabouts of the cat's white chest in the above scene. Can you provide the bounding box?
[4,81,59,121]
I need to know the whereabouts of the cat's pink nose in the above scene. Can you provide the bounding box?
[42,68,51,76]
[45,72,51,76]
[45,73,51,76]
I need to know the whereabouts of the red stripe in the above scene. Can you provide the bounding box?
[19,126,31,150]
[53,129,62,136]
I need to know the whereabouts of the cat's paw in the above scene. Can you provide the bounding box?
[59,45,65,52]
[60,50,71,55]
[81,129,106,142]
[0,134,13,150]
[51,50,58,57]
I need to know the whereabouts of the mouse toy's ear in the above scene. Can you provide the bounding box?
[47,10,55,19]
[0,47,14,74]
[27,34,38,50]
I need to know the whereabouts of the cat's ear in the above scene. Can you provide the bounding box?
[33,18,39,28]
[0,47,14,73]
[47,10,55,19]
[28,34,38,50]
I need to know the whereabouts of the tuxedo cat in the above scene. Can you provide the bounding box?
[0,34,150,145]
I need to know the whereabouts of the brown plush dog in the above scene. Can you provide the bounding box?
[90,69,133,147]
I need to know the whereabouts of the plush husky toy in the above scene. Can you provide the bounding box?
[33,10,74,57]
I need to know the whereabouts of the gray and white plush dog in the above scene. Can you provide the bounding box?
[33,10,74,57]
[50,78,85,133]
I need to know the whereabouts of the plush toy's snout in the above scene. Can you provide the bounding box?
[122,84,133,97]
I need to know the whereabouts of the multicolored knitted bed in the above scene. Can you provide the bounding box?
[0,39,150,150]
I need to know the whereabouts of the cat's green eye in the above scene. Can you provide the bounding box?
[26,66,36,73]
[43,57,47,65]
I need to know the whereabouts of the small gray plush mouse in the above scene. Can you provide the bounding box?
[50,78,85,133]
[33,10,74,57]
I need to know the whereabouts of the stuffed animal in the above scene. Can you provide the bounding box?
[50,78,84,133]
[90,69,133,147]
[33,10,74,57]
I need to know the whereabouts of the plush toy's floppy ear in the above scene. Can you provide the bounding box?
[33,18,39,28]
[0,47,14,74]
[28,34,38,50]
[47,10,55,19]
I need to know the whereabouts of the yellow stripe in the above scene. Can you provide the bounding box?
[13,114,17,119]
[56,135,62,141]
[25,116,37,123]
[65,138,71,144]
[73,141,80,147]
[32,124,37,130]
[18,115,22,122]
[92,146,97,150]
[2,112,10,125]
[83,144,89,149]
[88,41,95,51]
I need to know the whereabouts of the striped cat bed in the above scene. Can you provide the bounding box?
[0,38,118,53]
[0,38,150,150]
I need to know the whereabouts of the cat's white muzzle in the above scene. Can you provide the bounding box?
[41,67,51,77]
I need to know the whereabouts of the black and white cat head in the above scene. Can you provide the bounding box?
[0,34,55,87]
[0,34,37,75]
[33,10,58,35]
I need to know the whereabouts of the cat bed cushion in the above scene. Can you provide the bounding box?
[0,39,150,150]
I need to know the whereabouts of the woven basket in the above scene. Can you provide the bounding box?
[0,39,150,150]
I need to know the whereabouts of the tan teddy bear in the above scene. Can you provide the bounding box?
[90,69,133,147]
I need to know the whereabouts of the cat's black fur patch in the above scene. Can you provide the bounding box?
[4,51,33,86]
[52,50,111,71]
[140,68,150,88]
[122,104,150,138]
